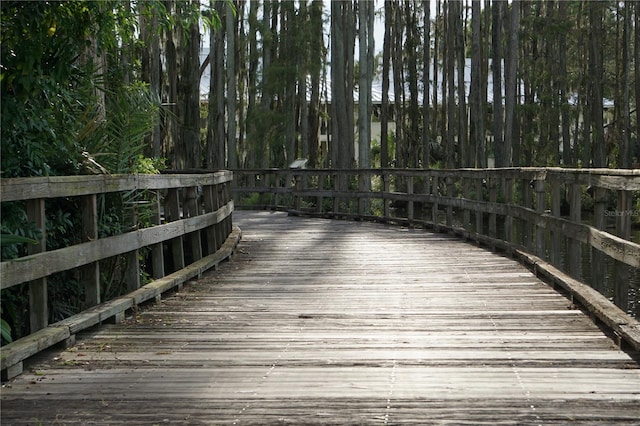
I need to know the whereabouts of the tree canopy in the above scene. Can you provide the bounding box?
[2,0,639,177]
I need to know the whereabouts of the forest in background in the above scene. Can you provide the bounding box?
[1,0,639,180]
[1,0,639,342]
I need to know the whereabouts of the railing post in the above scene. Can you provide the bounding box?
[407,174,414,221]
[462,177,471,231]
[293,172,302,212]
[550,180,562,267]
[124,200,140,293]
[591,186,607,294]
[203,184,218,255]
[81,194,100,307]
[316,172,325,214]
[488,177,497,238]
[568,183,582,279]
[26,199,47,333]
[186,186,202,263]
[522,176,533,250]
[534,178,546,259]
[383,172,390,218]
[614,190,632,311]
[358,170,371,217]
[166,188,185,272]
[431,175,439,228]
[504,177,513,244]
[333,172,340,214]
[475,176,483,235]
[446,176,454,227]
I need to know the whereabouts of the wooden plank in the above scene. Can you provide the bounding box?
[2,212,637,424]
[0,172,233,202]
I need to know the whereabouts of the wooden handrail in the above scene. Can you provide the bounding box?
[1,172,238,379]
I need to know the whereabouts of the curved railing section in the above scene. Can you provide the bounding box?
[1,172,238,379]
[233,167,640,349]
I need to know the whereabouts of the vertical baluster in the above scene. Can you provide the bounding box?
[550,180,562,267]
[488,177,497,239]
[591,186,606,294]
[166,188,185,271]
[407,175,414,221]
[568,183,582,279]
[534,178,546,258]
[614,190,632,311]
[431,175,439,229]
[26,199,47,333]
[475,176,483,235]
[81,194,100,307]
[151,190,165,279]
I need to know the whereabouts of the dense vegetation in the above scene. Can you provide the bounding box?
[1,0,638,342]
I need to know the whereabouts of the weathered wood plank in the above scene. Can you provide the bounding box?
[1,212,638,424]
[0,172,233,202]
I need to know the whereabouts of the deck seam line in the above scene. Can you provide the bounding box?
[482,294,542,425]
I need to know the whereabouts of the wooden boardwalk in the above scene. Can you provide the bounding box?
[2,211,639,424]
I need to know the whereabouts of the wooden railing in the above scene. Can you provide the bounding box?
[1,172,239,379]
[233,167,640,350]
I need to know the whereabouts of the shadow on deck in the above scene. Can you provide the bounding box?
[1,211,639,424]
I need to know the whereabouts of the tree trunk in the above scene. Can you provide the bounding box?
[620,0,631,168]
[589,0,605,167]
[504,0,519,167]
[558,0,572,166]
[245,0,259,168]
[330,0,355,170]
[422,0,431,169]
[470,0,484,167]
[381,0,391,168]
[492,0,504,168]
[446,1,456,169]
[226,1,237,169]
[307,0,323,168]
[358,0,374,169]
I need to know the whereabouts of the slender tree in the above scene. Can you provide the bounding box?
[422,0,431,168]
[358,0,375,169]
[491,0,504,167]
[504,0,519,167]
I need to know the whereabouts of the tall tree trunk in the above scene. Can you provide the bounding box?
[307,0,323,168]
[381,0,391,168]
[422,0,431,168]
[635,1,640,167]
[226,1,237,169]
[179,12,202,169]
[163,0,180,168]
[455,1,467,167]
[330,0,355,169]
[406,1,420,168]
[140,2,162,158]
[492,0,504,167]
[470,0,484,167]
[589,0,605,167]
[504,0,519,167]
[446,1,456,168]
[558,0,572,166]
[358,0,374,169]
[245,0,259,168]
[620,0,631,168]
[207,0,226,169]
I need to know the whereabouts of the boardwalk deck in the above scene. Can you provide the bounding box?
[2,211,639,424]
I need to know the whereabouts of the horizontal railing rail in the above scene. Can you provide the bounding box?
[1,172,238,379]
[233,167,640,350]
